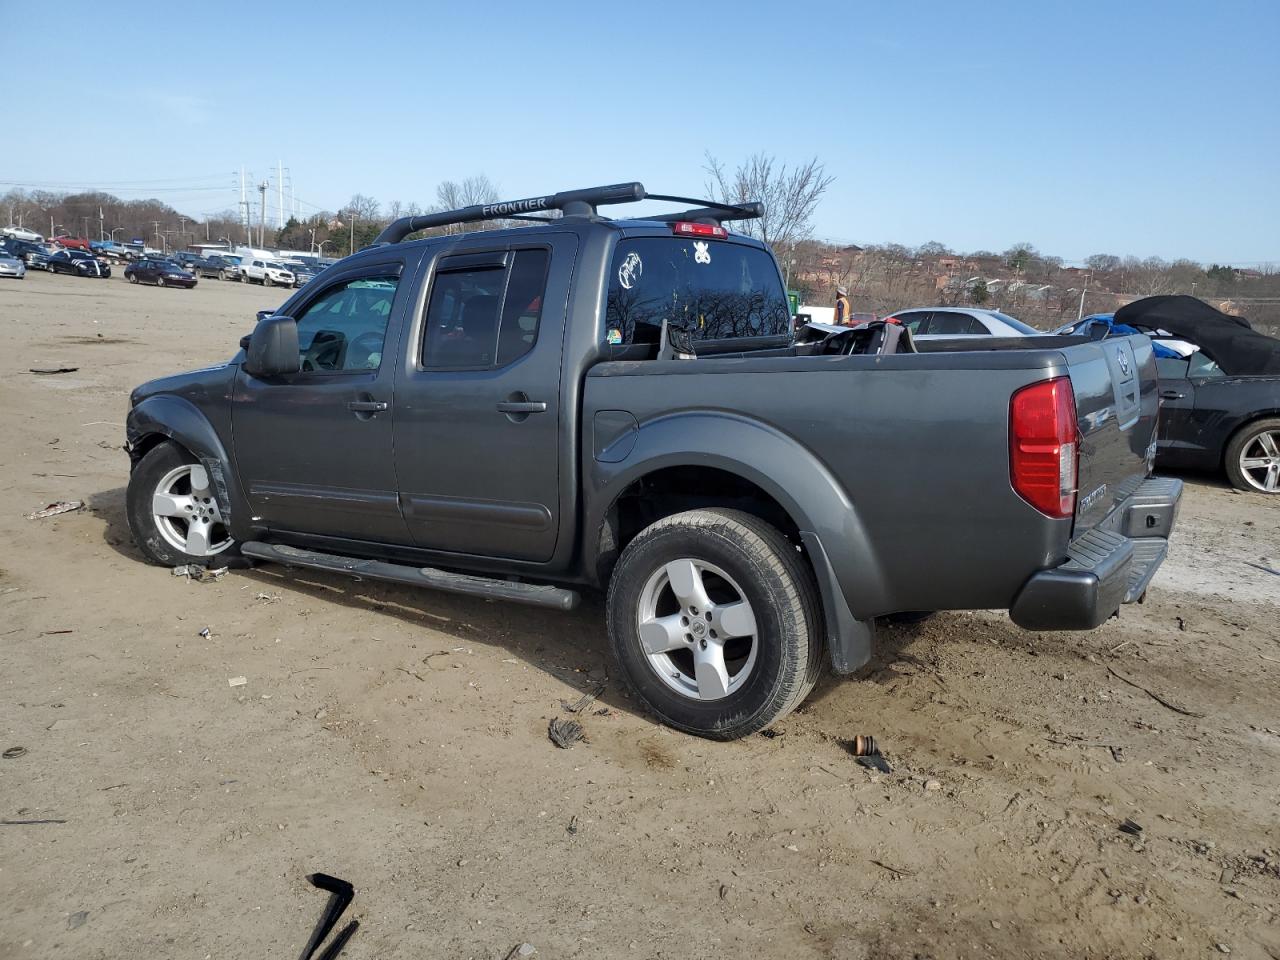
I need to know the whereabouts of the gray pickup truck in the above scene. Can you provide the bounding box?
[124,182,1181,739]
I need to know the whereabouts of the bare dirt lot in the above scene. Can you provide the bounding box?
[1,269,1278,960]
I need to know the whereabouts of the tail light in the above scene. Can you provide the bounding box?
[671,221,727,239]
[1010,377,1078,518]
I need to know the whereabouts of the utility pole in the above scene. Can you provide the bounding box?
[152,221,162,250]
[98,207,104,242]
[240,167,250,244]
[278,160,285,229]
[349,209,356,256]
[1076,271,1092,322]
[258,180,269,247]
[82,216,90,240]
[50,215,55,238]
[178,216,187,249]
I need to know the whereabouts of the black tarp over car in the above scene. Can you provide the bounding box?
[1115,295,1280,376]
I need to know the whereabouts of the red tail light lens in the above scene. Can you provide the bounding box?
[1010,377,1078,518]
[671,221,727,239]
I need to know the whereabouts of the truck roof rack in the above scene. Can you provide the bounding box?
[373,182,762,245]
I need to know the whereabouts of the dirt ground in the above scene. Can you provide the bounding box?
[1,268,1278,960]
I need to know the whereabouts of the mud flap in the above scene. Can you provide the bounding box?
[800,531,875,674]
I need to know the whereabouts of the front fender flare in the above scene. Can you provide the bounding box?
[126,396,243,524]
[586,411,885,672]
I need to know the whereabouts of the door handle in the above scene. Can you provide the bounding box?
[1159,390,1185,400]
[496,400,547,414]
[347,400,389,413]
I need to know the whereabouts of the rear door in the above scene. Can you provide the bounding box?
[232,260,415,543]
[393,236,576,562]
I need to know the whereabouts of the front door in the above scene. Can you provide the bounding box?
[232,262,414,543]
[393,236,576,562]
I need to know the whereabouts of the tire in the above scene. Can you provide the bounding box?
[1225,417,1280,494]
[218,270,226,281]
[127,273,138,283]
[264,275,273,287]
[126,441,238,567]
[156,276,165,287]
[606,508,823,740]
[239,272,246,283]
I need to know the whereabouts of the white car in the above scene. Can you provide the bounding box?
[1,225,44,244]
[239,258,295,287]
[885,307,1040,340]
[0,252,27,279]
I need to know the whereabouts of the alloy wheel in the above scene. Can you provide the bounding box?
[637,558,759,701]
[151,463,233,556]
[1239,429,1280,493]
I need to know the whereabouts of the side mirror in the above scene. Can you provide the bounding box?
[243,315,300,378]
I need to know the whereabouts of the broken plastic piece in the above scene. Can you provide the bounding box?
[26,500,83,520]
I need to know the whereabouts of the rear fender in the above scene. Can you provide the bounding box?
[126,396,243,525]
[587,411,885,673]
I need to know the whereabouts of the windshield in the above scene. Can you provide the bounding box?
[991,312,1041,335]
[605,237,791,345]
[268,262,291,271]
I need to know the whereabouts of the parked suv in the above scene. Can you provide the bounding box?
[124,181,1180,739]
[239,258,295,286]
[197,255,242,281]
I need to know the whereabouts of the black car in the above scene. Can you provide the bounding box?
[3,238,52,270]
[170,251,204,272]
[196,255,242,281]
[48,249,111,278]
[1070,296,1280,495]
[124,258,197,289]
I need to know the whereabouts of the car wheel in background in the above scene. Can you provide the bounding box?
[606,508,823,740]
[1226,417,1280,494]
[126,441,238,566]
[127,273,138,283]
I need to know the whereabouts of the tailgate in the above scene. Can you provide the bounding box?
[1065,334,1159,533]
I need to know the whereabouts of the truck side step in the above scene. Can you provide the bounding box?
[239,541,581,611]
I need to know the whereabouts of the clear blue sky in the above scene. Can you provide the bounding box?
[6,0,1277,264]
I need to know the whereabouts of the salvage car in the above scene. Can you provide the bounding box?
[3,238,52,270]
[123,181,1180,739]
[1107,296,1280,495]
[48,248,111,278]
[884,306,1040,340]
[124,258,197,288]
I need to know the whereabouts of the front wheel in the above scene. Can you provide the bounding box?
[126,441,237,566]
[127,273,138,283]
[156,276,165,287]
[263,275,273,287]
[218,270,226,281]
[1226,417,1280,494]
[606,508,823,740]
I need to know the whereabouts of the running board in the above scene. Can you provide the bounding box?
[239,541,581,611]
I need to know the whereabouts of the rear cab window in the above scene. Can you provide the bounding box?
[605,237,791,353]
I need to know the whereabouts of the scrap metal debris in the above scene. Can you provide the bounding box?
[172,564,228,583]
[227,676,247,688]
[29,367,79,375]
[1119,817,1144,837]
[1,818,68,826]
[849,734,879,757]
[548,717,585,749]
[2,746,28,759]
[26,500,83,520]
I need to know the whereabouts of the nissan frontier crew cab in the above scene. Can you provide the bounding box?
[124,182,1181,740]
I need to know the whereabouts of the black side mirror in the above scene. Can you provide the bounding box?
[243,315,300,378]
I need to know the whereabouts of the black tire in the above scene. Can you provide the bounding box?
[606,508,823,740]
[156,276,165,288]
[264,274,273,287]
[218,270,226,281]
[126,441,239,567]
[1225,417,1280,494]
[128,273,138,283]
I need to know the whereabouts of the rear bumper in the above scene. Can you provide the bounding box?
[1010,477,1182,631]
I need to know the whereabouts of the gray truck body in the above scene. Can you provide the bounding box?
[127,214,1179,674]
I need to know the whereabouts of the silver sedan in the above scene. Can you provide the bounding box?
[0,252,27,279]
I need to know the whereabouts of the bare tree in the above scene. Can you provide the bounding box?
[703,153,834,251]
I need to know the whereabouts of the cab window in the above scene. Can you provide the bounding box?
[294,276,400,372]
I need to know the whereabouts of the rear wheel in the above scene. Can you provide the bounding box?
[606,508,822,740]
[1226,417,1280,494]
[127,441,236,566]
